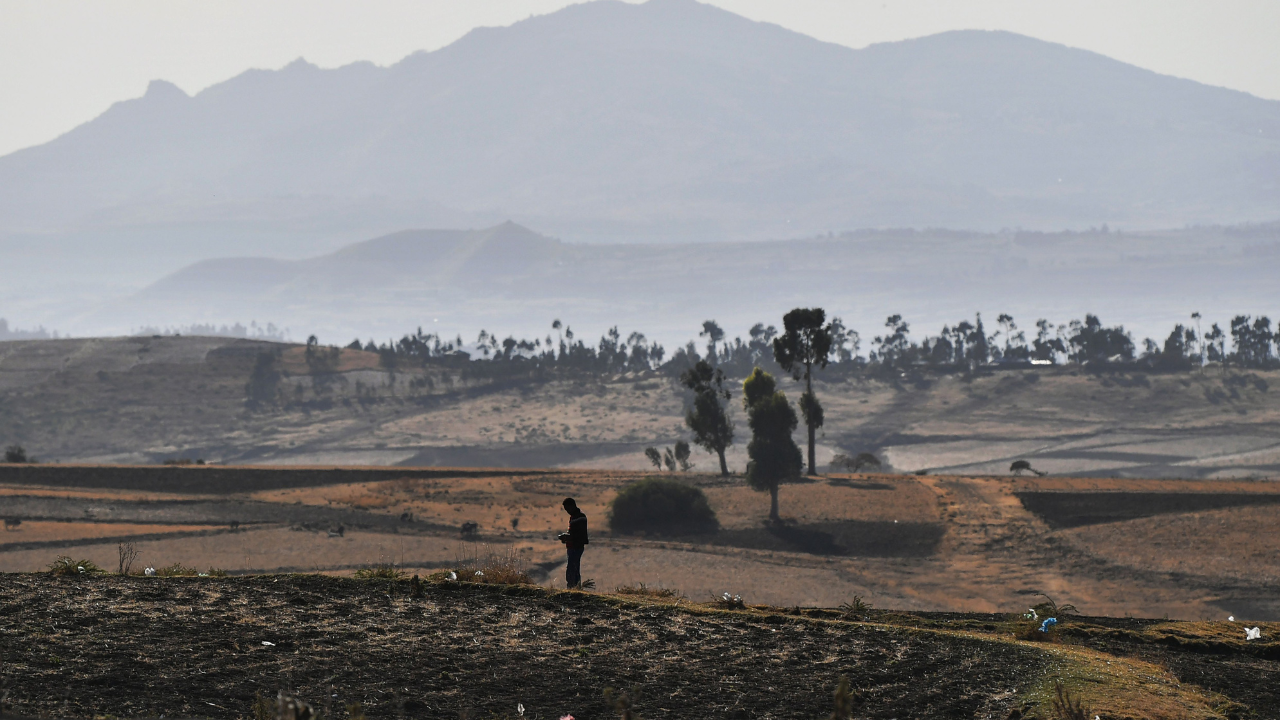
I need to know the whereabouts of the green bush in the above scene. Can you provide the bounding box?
[48,556,104,575]
[155,562,199,577]
[608,477,719,536]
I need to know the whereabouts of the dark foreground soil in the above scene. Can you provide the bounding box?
[0,575,1277,719]
[0,575,1048,719]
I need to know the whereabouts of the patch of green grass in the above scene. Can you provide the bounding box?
[155,563,199,577]
[47,556,104,576]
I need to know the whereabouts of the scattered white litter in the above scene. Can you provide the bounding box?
[1228,615,1235,622]
[475,570,485,577]
[517,703,525,716]
[447,571,458,581]
[261,641,276,647]
[144,567,156,577]
[1246,627,1262,641]
[76,566,85,573]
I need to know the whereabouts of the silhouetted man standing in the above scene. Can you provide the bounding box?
[558,497,588,588]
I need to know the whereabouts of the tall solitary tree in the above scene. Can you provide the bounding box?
[772,308,834,475]
[742,367,802,522]
[700,321,726,364]
[681,360,735,475]
[1190,311,1204,370]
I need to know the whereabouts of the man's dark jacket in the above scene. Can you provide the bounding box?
[566,512,589,549]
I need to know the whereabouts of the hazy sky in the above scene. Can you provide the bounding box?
[3,0,1279,158]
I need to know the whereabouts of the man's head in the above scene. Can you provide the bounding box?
[562,497,578,515]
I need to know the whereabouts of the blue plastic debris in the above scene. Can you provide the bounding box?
[1039,617,1058,633]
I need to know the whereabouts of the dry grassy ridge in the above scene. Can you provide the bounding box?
[0,575,1275,720]
[4,336,1280,479]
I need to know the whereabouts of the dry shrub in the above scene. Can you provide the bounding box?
[614,583,683,601]
[454,545,532,585]
[1031,593,1078,617]
[117,542,139,575]
[1014,593,1074,642]
[354,563,407,580]
[252,691,273,720]
[839,596,872,618]
[250,691,318,720]
[604,688,641,720]
[829,676,860,720]
[1050,681,1091,720]
[1015,619,1061,642]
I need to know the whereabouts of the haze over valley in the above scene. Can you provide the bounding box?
[36,220,1276,353]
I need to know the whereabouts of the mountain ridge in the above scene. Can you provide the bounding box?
[2,0,1278,247]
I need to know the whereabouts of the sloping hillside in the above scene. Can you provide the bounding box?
[2,336,1280,480]
[80,221,1280,348]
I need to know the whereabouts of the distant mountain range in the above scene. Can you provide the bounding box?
[4,0,1280,342]
[2,0,1279,255]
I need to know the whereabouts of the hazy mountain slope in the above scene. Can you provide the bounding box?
[1,0,1278,250]
[100,221,1280,349]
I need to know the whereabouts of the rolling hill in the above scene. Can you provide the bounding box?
[3,335,1280,481]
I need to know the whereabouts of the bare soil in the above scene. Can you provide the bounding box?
[5,467,1280,624]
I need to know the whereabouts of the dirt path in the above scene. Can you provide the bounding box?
[902,475,1273,619]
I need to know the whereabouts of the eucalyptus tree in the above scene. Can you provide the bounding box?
[680,359,735,475]
[742,367,802,522]
[700,320,726,364]
[772,308,834,475]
